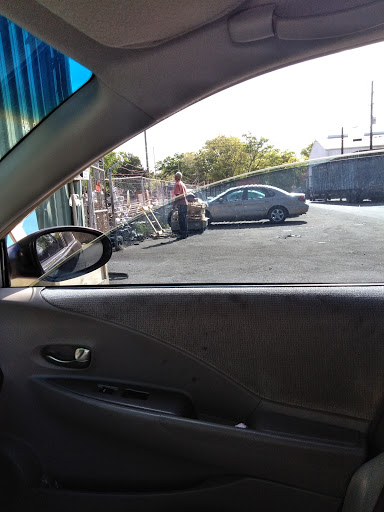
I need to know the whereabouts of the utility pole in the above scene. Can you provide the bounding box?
[370,81,374,151]
[144,130,149,176]
[101,157,108,210]
[108,171,116,226]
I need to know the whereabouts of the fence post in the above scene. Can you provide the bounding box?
[87,176,95,229]
[69,181,78,226]
[141,176,145,205]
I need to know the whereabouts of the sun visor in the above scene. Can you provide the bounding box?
[229,1,384,43]
[36,0,245,48]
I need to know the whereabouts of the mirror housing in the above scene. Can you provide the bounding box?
[7,227,112,283]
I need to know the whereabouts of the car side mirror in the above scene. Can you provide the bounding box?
[7,226,112,283]
[218,197,224,203]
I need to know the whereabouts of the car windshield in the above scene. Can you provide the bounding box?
[0,15,92,160]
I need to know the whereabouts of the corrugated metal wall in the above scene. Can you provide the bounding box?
[311,153,384,193]
[0,14,83,228]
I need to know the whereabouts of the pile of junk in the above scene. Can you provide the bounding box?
[108,223,146,251]
[109,194,209,250]
[168,194,209,234]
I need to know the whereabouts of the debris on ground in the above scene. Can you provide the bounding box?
[277,234,302,239]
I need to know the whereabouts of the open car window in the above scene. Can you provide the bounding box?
[4,39,384,286]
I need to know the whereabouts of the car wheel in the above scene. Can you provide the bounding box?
[268,206,287,223]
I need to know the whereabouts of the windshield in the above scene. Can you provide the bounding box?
[0,14,92,160]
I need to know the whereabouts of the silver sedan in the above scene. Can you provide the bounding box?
[205,185,309,224]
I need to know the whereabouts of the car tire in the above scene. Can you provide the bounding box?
[268,206,287,223]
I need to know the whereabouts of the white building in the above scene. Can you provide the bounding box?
[310,133,384,160]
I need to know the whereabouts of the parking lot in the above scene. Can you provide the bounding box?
[108,202,384,284]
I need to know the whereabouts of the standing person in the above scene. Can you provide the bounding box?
[173,171,188,239]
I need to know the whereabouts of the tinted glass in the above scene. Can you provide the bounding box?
[225,190,243,201]
[0,14,92,159]
[248,189,266,199]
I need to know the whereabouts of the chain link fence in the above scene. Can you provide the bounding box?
[80,165,198,236]
[109,176,174,227]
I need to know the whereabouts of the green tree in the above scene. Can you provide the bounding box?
[156,133,301,186]
[157,153,185,179]
[243,133,298,171]
[242,134,274,172]
[104,151,143,175]
[300,142,314,160]
[157,152,206,184]
[183,152,200,183]
[196,135,247,182]
[262,148,298,168]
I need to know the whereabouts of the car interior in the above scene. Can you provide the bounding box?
[1,1,384,511]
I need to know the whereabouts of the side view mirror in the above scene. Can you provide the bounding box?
[7,227,112,283]
[217,197,224,203]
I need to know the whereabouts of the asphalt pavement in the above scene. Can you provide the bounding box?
[108,201,384,285]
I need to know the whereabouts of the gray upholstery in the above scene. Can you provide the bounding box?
[342,453,384,512]
[36,0,244,48]
[276,1,384,40]
[228,5,275,43]
[42,286,384,420]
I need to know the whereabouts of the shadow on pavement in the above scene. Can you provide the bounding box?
[142,231,208,249]
[141,238,180,249]
[109,272,129,280]
[209,220,307,230]
[310,200,384,207]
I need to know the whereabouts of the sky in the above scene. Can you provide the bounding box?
[118,41,384,171]
[69,58,93,93]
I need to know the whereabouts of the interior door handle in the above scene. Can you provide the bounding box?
[42,346,91,368]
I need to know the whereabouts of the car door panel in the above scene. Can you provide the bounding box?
[31,375,365,496]
[0,286,382,511]
[243,198,268,219]
[39,286,384,420]
[220,200,247,221]
[244,188,269,219]
[31,479,341,512]
[209,190,246,221]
